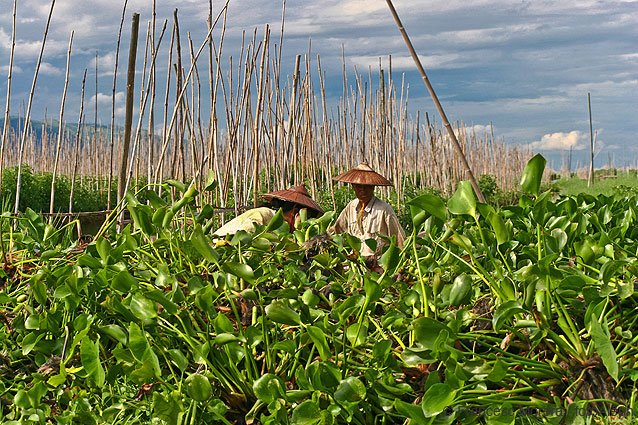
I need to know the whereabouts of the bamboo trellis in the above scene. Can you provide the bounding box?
[1,5,534,224]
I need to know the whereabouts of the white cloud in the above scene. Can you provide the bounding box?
[529,131,586,151]
[39,61,61,75]
[350,53,462,71]
[0,64,22,73]
[464,124,493,135]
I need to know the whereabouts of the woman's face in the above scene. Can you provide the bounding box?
[352,184,375,205]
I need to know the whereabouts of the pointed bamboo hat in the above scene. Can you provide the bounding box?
[262,184,324,215]
[333,163,392,186]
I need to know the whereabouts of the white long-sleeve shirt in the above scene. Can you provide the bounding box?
[331,196,406,256]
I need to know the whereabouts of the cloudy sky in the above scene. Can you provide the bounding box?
[1,0,636,169]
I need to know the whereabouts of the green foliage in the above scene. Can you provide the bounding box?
[551,170,638,197]
[0,155,637,423]
[0,165,156,213]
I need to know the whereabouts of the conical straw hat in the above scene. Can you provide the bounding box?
[262,184,324,215]
[332,163,392,186]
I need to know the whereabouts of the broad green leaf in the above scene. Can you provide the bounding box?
[306,326,331,361]
[492,300,527,331]
[164,179,186,192]
[266,301,301,326]
[170,182,198,213]
[265,208,285,232]
[291,400,322,425]
[599,260,630,286]
[449,274,473,307]
[394,399,427,424]
[345,233,361,252]
[14,390,31,409]
[223,262,255,282]
[145,290,178,315]
[520,153,546,196]
[550,228,568,251]
[486,358,507,382]
[128,322,149,361]
[80,336,105,387]
[379,241,400,274]
[99,324,127,345]
[96,237,111,261]
[421,383,456,417]
[334,377,366,403]
[128,204,156,235]
[448,181,477,217]
[588,311,618,381]
[111,270,137,293]
[363,276,382,304]
[204,170,218,191]
[214,333,242,345]
[486,402,516,425]
[412,317,454,350]
[346,321,368,347]
[190,224,220,264]
[408,193,447,225]
[129,294,158,321]
[253,373,287,404]
[152,391,184,424]
[488,211,510,245]
[185,373,212,401]
[168,349,189,372]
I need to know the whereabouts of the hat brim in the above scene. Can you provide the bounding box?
[262,189,324,215]
[333,169,393,186]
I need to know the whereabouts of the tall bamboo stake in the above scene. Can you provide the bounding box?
[108,0,129,210]
[50,31,74,215]
[14,0,55,214]
[117,12,140,204]
[253,25,269,207]
[384,0,485,203]
[587,92,594,187]
[0,0,17,190]
[69,69,88,217]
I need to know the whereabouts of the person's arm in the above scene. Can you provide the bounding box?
[386,210,406,248]
[328,203,349,235]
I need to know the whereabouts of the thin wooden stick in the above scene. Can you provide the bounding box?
[117,12,140,204]
[0,0,17,190]
[108,0,129,209]
[50,31,74,215]
[384,0,485,203]
[69,69,88,217]
[14,0,55,214]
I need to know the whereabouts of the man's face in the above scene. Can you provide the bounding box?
[352,184,375,205]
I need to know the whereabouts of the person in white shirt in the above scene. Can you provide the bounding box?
[330,163,406,258]
[213,185,323,237]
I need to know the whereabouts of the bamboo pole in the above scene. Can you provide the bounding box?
[253,25,269,207]
[108,0,129,210]
[14,0,55,214]
[0,0,17,190]
[384,0,485,203]
[587,92,594,187]
[69,69,88,217]
[117,12,140,204]
[50,31,74,215]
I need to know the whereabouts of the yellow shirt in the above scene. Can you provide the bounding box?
[212,207,276,237]
[331,196,406,256]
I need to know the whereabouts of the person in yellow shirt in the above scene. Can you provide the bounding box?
[213,185,323,237]
[331,163,406,258]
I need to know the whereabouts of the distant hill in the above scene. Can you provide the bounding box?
[0,117,120,142]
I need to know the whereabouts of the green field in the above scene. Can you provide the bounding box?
[552,170,638,197]
[0,155,637,424]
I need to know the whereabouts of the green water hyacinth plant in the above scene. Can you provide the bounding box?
[0,155,637,424]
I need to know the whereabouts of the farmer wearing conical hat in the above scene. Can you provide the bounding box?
[331,163,406,258]
[213,185,323,237]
